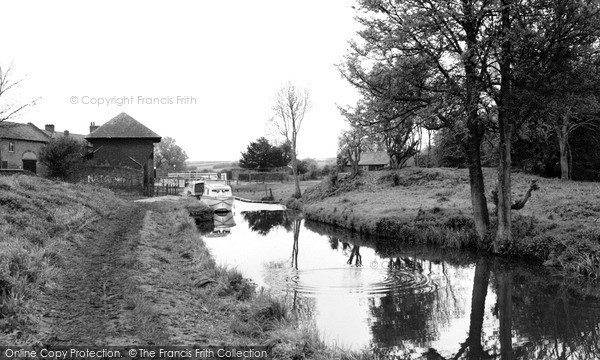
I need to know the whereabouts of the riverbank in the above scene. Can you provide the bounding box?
[0,176,371,359]
[301,168,600,277]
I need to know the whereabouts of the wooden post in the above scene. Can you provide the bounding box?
[269,188,273,198]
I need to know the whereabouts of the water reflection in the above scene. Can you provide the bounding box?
[195,211,236,237]
[200,203,600,358]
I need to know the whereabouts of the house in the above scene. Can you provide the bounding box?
[357,151,390,171]
[0,122,49,173]
[0,122,91,175]
[85,112,161,183]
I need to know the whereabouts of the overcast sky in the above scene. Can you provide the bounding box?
[4,0,362,161]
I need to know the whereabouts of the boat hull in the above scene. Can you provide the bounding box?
[201,196,234,212]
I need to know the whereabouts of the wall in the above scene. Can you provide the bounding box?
[87,138,155,182]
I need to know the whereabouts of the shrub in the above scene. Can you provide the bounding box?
[39,136,86,180]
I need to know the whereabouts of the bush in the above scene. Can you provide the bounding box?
[40,137,86,180]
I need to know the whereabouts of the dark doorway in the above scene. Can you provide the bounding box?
[22,160,37,173]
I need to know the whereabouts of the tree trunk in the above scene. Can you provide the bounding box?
[496,0,513,251]
[291,138,301,198]
[462,5,490,240]
[557,121,570,180]
[496,114,512,251]
[467,138,490,239]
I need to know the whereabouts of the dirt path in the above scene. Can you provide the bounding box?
[42,202,160,345]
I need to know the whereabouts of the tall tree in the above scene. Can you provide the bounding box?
[490,0,600,246]
[342,0,496,239]
[0,64,38,122]
[270,82,310,198]
[155,136,188,172]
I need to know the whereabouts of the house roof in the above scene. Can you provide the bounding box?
[86,112,161,142]
[0,122,49,143]
[358,151,390,166]
[43,129,88,144]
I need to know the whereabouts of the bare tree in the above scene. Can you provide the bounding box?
[270,82,310,198]
[0,64,38,122]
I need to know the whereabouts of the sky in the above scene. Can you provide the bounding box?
[3,0,362,161]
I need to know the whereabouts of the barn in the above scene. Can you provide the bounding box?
[85,112,161,184]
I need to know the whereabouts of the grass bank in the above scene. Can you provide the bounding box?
[0,175,125,343]
[302,168,600,278]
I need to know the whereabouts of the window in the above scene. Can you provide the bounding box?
[8,141,15,152]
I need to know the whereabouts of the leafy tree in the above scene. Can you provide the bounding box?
[342,1,496,239]
[270,82,310,198]
[343,0,600,248]
[239,137,290,170]
[155,136,188,172]
[40,136,85,180]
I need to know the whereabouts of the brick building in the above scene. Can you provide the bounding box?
[0,122,49,173]
[85,112,161,184]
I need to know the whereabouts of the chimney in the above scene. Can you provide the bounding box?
[89,122,99,133]
[45,124,55,132]
[64,130,69,136]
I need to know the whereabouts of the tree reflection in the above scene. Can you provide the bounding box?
[369,256,463,351]
[242,210,296,235]
[291,218,301,269]
[346,245,362,266]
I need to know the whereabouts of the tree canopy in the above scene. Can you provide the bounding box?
[239,137,290,171]
[155,137,188,172]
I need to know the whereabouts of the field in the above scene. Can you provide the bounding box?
[230,179,322,202]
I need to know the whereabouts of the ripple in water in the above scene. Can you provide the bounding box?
[264,267,438,296]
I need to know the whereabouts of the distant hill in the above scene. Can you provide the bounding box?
[186,157,336,171]
[186,160,240,171]
[312,158,336,167]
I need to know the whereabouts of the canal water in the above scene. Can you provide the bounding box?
[199,201,600,359]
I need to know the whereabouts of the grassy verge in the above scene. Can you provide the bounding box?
[302,168,600,278]
[0,175,125,343]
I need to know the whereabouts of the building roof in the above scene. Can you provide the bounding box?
[43,129,88,143]
[86,112,161,142]
[358,151,390,166]
[0,121,49,143]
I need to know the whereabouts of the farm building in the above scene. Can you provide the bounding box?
[85,112,161,183]
[358,151,390,171]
